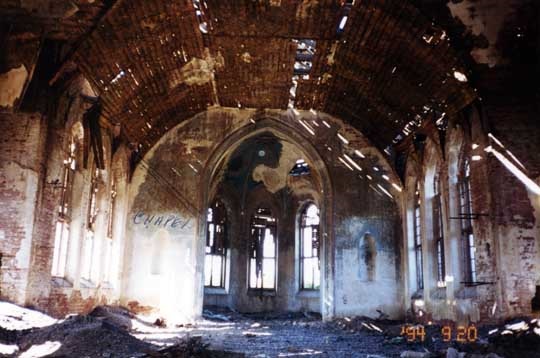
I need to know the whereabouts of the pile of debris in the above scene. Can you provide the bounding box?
[484,318,540,357]
[17,314,154,357]
[0,301,229,358]
[0,307,155,357]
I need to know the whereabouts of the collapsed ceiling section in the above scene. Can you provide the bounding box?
[10,0,478,155]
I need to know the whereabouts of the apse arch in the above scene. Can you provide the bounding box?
[197,117,335,319]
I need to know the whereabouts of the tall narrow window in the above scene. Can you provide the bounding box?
[107,179,116,238]
[87,167,99,231]
[414,181,424,290]
[204,201,228,288]
[249,208,277,291]
[299,203,320,290]
[459,159,476,284]
[103,179,116,283]
[82,167,99,281]
[433,173,446,285]
[51,139,76,277]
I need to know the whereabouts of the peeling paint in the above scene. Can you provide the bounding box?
[0,65,28,108]
[252,141,304,193]
[169,49,224,88]
[296,0,320,19]
[447,0,521,67]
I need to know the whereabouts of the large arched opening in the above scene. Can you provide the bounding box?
[197,118,335,319]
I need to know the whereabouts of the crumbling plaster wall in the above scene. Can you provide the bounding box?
[41,77,127,318]
[403,126,499,324]
[123,107,403,320]
[0,74,127,317]
[481,107,540,319]
[447,0,533,67]
[333,172,401,318]
[446,0,539,322]
[531,177,540,309]
[402,120,501,324]
[401,98,540,323]
[0,113,47,305]
[121,108,253,322]
[0,33,41,110]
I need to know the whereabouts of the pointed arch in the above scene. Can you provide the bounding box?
[198,117,335,319]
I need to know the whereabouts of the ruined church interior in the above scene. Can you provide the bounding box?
[0,0,539,357]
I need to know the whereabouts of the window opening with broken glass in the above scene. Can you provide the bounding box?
[299,203,320,290]
[433,173,446,286]
[414,181,424,290]
[249,208,277,291]
[205,201,228,288]
[51,138,76,277]
[82,166,99,281]
[459,159,477,285]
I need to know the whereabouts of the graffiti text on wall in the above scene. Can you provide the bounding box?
[132,211,193,230]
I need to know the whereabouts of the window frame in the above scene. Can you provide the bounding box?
[299,203,321,291]
[106,178,117,239]
[248,208,277,292]
[51,138,76,277]
[103,178,116,283]
[82,165,99,282]
[458,159,477,285]
[433,172,446,285]
[413,181,424,290]
[87,167,99,231]
[204,201,228,289]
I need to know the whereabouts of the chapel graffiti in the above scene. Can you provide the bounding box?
[132,211,193,230]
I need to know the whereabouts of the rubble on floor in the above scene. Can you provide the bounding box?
[0,302,234,357]
[483,317,540,357]
[148,336,244,358]
[0,311,154,357]
[331,314,540,358]
[1,302,540,357]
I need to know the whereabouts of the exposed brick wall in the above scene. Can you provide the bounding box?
[25,92,74,308]
[46,288,113,318]
[0,112,47,304]
[0,75,122,318]
[479,67,540,319]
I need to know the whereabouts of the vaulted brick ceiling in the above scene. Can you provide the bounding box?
[4,0,478,154]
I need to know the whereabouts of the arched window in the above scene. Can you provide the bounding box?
[103,178,117,283]
[249,208,277,291]
[81,165,99,281]
[299,203,320,290]
[459,159,476,284]
[414,181,424,290]
[433,172,446,285]
[204,201,228,288]
[51,137,76,277]
[106,178,116,239]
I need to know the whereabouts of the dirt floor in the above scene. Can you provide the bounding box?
[1,302,540,357]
